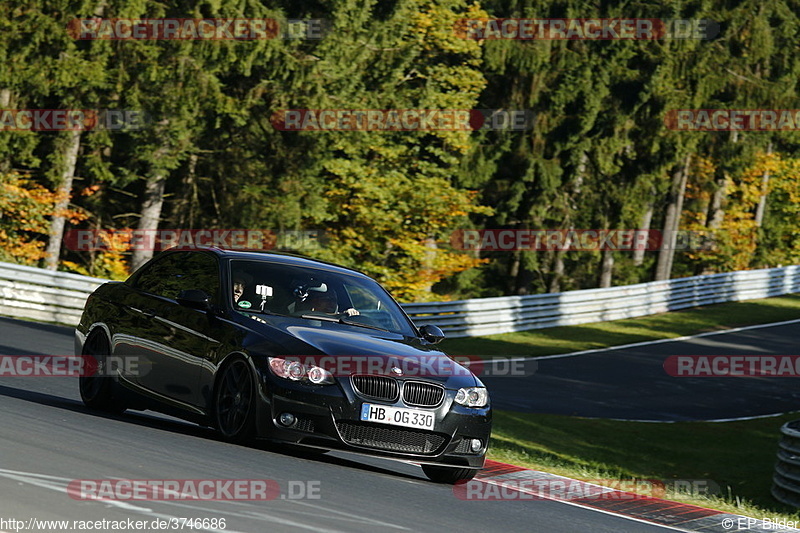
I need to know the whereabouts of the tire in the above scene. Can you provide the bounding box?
[79,332,126,414]
[421,465,478,484]
[214,357,257,443]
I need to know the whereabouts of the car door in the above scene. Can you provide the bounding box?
[127,251,224,408]
[115,255,176,388]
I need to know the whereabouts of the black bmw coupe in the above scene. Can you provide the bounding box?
[75,248,491,483]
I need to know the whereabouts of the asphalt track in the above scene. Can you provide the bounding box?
[481,320,800,421]
[0,316,795,532]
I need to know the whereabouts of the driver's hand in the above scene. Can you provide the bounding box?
[342,308,360,316]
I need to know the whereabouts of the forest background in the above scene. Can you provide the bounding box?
[2,0,798,302]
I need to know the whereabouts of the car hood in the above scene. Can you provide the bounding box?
[244,316,479,387]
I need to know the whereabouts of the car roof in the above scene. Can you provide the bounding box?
[167,247,373,280]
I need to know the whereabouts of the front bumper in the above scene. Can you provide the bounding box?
[253,372,492,469]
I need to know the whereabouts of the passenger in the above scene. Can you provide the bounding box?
[232,276,246,303]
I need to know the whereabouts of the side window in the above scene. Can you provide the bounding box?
[180,253,221,304]
[132,252,220,304]
[131,254,182,297]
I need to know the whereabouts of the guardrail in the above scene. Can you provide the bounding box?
[772,420,800,508]
[404,265,800,337]
[1,261,799,337]
[0,262,107,326]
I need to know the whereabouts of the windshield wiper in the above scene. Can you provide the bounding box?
[298,314,390,332]
[299,313,340,322]
[338,317,389,332]
[240,308,280,316]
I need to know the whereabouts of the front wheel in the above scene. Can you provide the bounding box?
[214,357,257,443]
[78,332,126,414]
[422,465,478,484]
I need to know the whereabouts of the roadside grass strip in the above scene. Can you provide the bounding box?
[471,460,800,533]
[457,294,800,523]
[444,294,800,359]
[488,411,800,521]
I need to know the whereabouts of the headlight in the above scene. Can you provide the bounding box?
[307,366,331,385]
[287,361,305,380]
[454,387,489,408]
[268,357,335,385]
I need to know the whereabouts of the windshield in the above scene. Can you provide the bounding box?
[228,259,416,336]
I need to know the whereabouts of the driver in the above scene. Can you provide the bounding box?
[297,285,359,317]
[306,291,338,313]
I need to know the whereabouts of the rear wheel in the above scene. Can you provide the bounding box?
[421,465,478,484]
[214,357,256,442]
[79,332,126,414]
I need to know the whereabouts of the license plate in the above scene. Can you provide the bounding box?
[360,403,435,430]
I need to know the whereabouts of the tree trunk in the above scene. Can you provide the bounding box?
[130,173,166,271]
[514,260,534,295]
[511,245,535,295]
[421,237,437,294]
[599,249,614,288]
[655,155,690,281]
[706,173,728,230]
[550,152,586,292]
[549,226,574,293]
[171,153,198,228]
[707,132,737,231]
[654,167,681,281]
[0,89,12,172]
[664,155,690,278]
[755,142,773,227]
[507,251,520,294]
[633,194,654,266]
[44,130,82,270]
[548,252,564,293]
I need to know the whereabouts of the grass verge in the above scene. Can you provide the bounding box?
[443,294,800,359]
[488,411,800,520]
[440,294,800,519]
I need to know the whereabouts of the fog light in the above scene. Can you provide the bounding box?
[278,412,296,427]
[470,439,482,453]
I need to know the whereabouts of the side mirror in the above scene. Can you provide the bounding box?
[177,289,212,311]
[419,324,446,344]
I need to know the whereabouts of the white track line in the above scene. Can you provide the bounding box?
[483,318,800,422]
[484,318,800,363]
